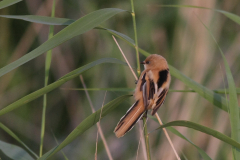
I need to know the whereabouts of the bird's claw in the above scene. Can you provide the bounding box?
[135,80,138,84]
[141,111,148,120]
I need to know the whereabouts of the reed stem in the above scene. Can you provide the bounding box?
[130,0,151,159]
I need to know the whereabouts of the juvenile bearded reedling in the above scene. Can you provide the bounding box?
[114,54,171,138]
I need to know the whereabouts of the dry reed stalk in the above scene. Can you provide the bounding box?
[80,75,113,160]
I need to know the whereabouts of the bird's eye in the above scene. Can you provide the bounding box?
[146,61,150,64]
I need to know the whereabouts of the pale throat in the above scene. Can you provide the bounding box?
[144,65,146,70]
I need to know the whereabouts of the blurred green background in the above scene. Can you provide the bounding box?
[0,0,240,159]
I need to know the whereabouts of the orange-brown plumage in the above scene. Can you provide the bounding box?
[114,54,171,138]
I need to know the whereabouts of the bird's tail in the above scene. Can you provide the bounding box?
[114,100,145,138]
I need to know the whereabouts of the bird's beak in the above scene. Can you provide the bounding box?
[140,61,145,64]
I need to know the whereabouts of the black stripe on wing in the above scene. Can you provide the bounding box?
[151,89,168,115]
[140,73,149,109]
[143,83,148,108]
[157,69,169,89]
[149,80,155,100]
[140,73,146,91]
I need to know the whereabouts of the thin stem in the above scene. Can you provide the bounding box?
[80,75,113,160]
[130,0,141,76]
[219,64,229,113]
[112,36,138,81]
[130,1,151,159]
[95,92,107,160]
[136,122,148,160]
[112,34,149,159]
[39,0,55,156]
[155,113,181,160]
[143,117,151,160]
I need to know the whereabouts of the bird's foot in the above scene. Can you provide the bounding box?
[135,80,138,84]
[141,110,148,119]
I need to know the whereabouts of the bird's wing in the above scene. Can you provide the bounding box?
[140,71,155,109]
[151,88,168,115]
[151,69,170,115]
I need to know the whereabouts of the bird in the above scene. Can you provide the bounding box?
[114,54,171,138]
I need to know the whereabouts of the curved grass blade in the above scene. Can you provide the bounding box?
[38,94,131,160]
[51,132,69,160]
[61,88,240,94]
[156,5,240,25]
[61,87,134,92]
[0,8,126,78]
[169,66,228,111]
[0,14,135,49]
[215,10,240,25]
[0,58,126,116]
[214,88,240,94]
[198,16,240,159]
[0,140,34,160]
[157,120,240,150]
[169,89,240,94]
[0,0,22,10]
[0,123,38,158]
[167,126,212,160]
[149,116,212,160]
[97,27,135,45]
[0,15,137,51]
[0,15,75,25]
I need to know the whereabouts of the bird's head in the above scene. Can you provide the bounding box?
[141,54,168,70]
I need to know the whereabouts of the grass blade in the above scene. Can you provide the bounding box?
[169,66,228,111]
[169,89,240,94]
[0,15,135,45]
[51,131,69,160]
[0,58,126,116]
[38,94,131,160]
[215,10,240,25]
[198,16,240,159]
[157,120,240,150]
[61,88,240,94]
[0,15,75,25]
[0,8,126,78]
[39,0,55,157]
[149,116,212,160]
[0,123,38,158]
[167,126,212,160]
[100,27,135,44]
[61,87,134,92]
[0,140,34,160]
[0,0,22,9]
[213,88,240,94]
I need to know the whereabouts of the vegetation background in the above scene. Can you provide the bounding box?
[0,0,239,159]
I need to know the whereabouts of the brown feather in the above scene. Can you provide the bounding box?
[114,100,145,138]
[151,89,168,115]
